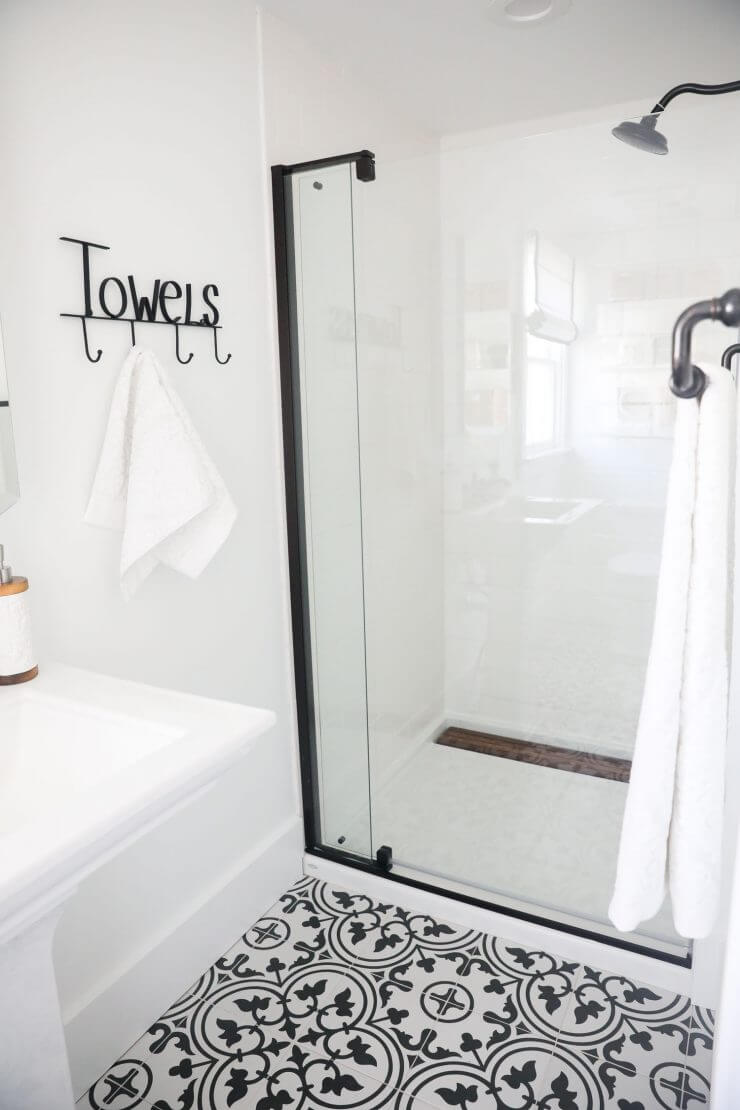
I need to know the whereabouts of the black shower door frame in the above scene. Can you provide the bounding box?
[271,149,691,970]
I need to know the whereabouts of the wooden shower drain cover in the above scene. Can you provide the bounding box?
[436,727,631,783]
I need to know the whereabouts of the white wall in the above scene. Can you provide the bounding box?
[440,97,740,758]
[260,10,434,167]
[0,324,19,511]
[0,0,301,1093]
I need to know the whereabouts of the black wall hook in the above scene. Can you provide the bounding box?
[80,316,102,363]
[213,328,231,365]
[174,322,194,365]
[60,235,230,366]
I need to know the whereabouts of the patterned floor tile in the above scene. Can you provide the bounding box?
[77,1059,161,1107]
[74,967,225,1107]
[197,1047,400,1110]
[554,964,693,1083]
[216,876,365,981]
[681,1061,711,1108]
[478,935,582,1042]
[290,881,589,1092]
[334,958,450,1071]
[326,891,482,974]
[332,916,583,1110]
[293,884,488,1080]
[393,1036,557,1109]
[108,993,217,1108]
[75,878,713,1110]
[91,973,401,1109]
[541,1043,689,1109]
[211,959,412,1092]
[683,1007,713,1089]
[379,932,580,1093]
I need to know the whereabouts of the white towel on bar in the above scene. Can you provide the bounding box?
[609,365,733,939]
[85,347,237,599]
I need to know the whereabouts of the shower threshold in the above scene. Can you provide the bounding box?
[307,844,691,970]
[304,850,695,995]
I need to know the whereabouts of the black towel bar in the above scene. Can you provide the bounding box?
[722,342,740,371]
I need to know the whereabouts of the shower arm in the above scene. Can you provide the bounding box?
[613,78,740,154]
[671,290,740,398]
[650,79,740,118]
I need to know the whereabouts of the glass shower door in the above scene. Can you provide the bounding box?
[348,121,706,959]
[280,160,373,858]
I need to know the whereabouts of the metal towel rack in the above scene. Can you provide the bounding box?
[671,289,740,397]
[722,342,740,371]
[58,235,232,366]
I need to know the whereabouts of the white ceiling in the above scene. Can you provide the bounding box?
[259,0,740,136]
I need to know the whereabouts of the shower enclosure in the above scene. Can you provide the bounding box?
[273,101,740,969]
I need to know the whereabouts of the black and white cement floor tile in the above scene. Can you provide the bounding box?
[76,974,399,1109]
[79,1061,152,1110]
[552,967,696,1087]
[77,878,713,1110]
[211,959,412,1092]
[79,1043,405,1110]
[326,896,481,974]
[682,1006,713,1087]
[295,960,439,1088]
[373,935,586,1108]
[393,1035,559,1108]
[210,880,458,1092]
[680,1062,711,1109]
[540,1045,689,1110]
[217,877,368,979]
[302,883,583,1079]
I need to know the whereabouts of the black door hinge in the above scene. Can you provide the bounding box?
[355,151,376,182]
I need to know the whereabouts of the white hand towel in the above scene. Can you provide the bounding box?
[609,365,733,939]
[85,347,237,599]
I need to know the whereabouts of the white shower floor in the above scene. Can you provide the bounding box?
[372,740,680,948]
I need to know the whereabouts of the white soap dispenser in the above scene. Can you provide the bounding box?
[0,544,37,684]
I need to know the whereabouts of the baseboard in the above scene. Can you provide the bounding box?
[64,816,303,1099]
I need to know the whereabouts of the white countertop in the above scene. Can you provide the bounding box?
[0,663,276,936]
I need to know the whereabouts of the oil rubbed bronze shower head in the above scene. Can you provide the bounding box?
[612,79,740,155]
[612,114,668,155]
